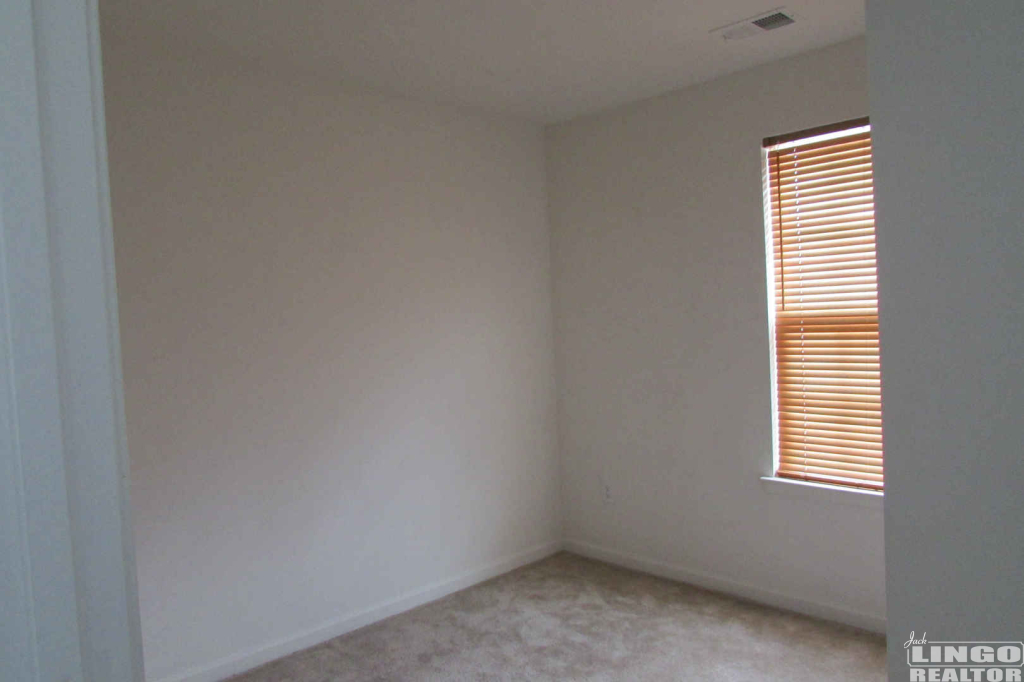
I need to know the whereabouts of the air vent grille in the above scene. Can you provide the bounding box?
[711,8,798,41]
[753,11,795,30]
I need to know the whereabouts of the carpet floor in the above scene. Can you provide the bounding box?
[229,552,885,681]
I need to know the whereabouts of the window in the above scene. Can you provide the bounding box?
[762,118,883,491]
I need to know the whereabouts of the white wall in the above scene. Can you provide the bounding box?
[102,37,561,682]
[867,1,1024,676]
[548,38,885,629]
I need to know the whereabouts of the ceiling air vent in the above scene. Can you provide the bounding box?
[711,8,798,41]
[752,11,796,30]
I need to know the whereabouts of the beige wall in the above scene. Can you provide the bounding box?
[104,24,889,682]
[548,38,885,628]
[103,38,560,682]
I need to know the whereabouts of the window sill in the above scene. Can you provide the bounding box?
[760,476,884,512]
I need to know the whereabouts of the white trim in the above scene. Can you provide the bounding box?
[761,148,782,477]
[153,541,564,682]
[1,0,143,680]
[760,475,884,511]
[35,0,145,679]
[1,0,88,678]
[564,539,885,634]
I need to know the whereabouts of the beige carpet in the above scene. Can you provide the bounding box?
[229,552,885,681]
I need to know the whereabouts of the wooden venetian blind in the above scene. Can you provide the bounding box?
[763,118,883,490]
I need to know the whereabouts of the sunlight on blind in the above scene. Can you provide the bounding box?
[764,119,882,491]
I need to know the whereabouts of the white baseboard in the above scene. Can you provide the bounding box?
[563,539,886,634]
[153,540,563,682]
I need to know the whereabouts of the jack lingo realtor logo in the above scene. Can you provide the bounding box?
[905,632,1024,681]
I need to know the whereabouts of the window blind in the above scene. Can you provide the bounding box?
[763,118,883,491]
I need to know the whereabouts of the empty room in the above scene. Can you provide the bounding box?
[3,1,1022,682]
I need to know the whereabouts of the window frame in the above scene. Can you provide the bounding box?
[761,117,884,495]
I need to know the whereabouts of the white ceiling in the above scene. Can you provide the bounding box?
[101,0,865,122]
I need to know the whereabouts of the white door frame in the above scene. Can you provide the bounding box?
[1,0,144,680]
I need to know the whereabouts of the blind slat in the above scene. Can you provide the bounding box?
[774,162,874,183]
[780,423,883,438]
[772,261,877,277]
[779,392,882,406]
[778,457,883,475]
[774,274,877,289]
[774,249,877,267]
[780,435,883,454]
[773,147,873,173]
[775,214,876,231]
[776,225,875,244]
[778,455,883,473]
[775,174,874,199]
